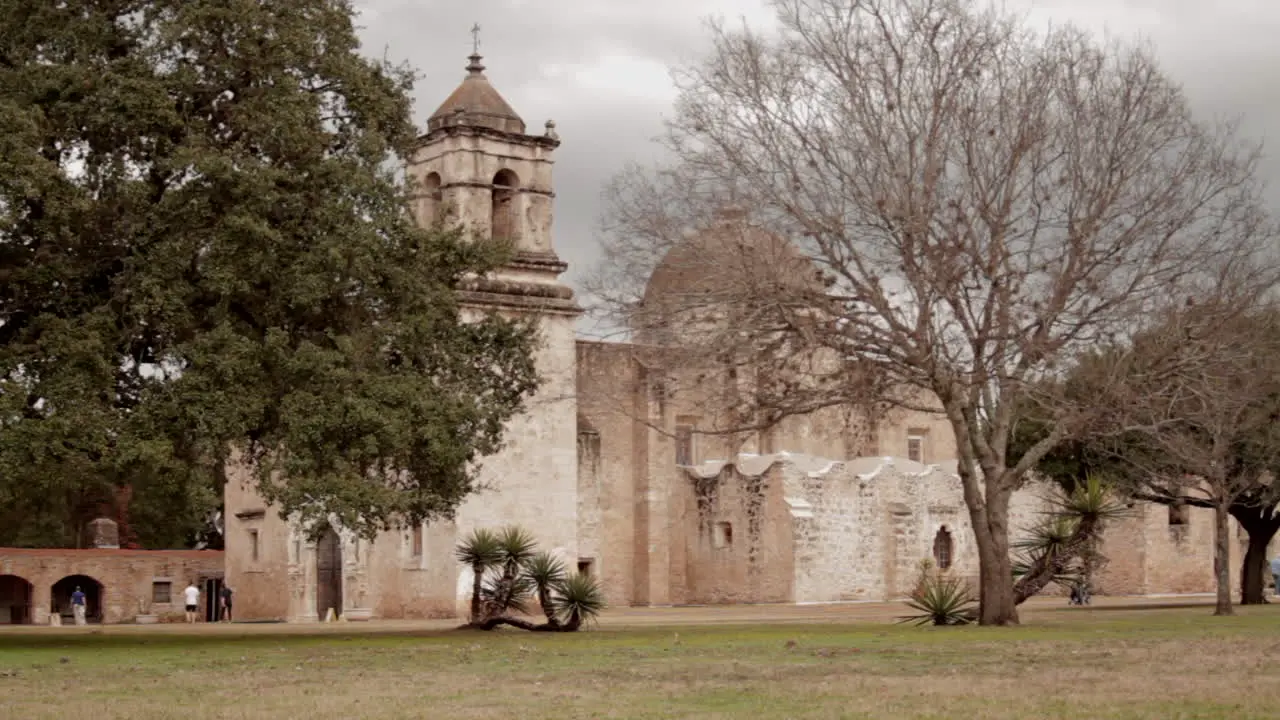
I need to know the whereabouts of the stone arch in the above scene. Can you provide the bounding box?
[932,526,954,571]
[51,574,103,624]
[0,574,34,625]
[422,171,443,223]
[490,168,520,243]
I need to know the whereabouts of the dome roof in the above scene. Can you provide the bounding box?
[427,54,526,135]
[634,209,822,345]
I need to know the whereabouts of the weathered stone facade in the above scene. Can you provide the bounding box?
[220,52,1247,623]
[0,548,223,624]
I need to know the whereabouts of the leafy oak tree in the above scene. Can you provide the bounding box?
[592,0,1272,624]
[0,0,539,541]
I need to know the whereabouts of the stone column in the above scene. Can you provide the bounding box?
[31,579,51,625]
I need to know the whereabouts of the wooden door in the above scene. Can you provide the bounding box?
[315,526,343,619]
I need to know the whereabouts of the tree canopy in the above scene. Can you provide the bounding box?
[0,0,540,542]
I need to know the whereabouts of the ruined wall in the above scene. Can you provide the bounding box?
[677,457,795,604]
[1139,503,1242,595]
[0,548,222,624]
[777,455,1051,603]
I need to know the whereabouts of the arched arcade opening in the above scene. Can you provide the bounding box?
[0,575,34,625]
[51,575,103,624]
[490,169,519,243]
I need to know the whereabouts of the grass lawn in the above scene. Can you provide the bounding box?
[1,605,1278,719]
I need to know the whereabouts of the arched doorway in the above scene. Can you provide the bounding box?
[0,575,34,624]
[315,525,343,619]
[932,527,954,571]
[51,575,103,624]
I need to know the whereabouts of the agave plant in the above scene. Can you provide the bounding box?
[898,571,976,627]
[456,528,503,624]
[553,572,607,630]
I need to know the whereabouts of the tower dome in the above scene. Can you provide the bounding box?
[427,53,526,135]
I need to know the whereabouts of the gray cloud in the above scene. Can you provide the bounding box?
[352,0,1280,316]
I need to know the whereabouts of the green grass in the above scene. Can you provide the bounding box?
[1,607,1278,719]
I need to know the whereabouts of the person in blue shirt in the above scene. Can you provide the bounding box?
[70,586,86,626]
[1270,556,1280,599]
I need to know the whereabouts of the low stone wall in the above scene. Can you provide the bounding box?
[0,548,224,625]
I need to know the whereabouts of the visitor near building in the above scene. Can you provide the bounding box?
[70,586,86,626]
[219,585,233,623]
[183,581,200,624]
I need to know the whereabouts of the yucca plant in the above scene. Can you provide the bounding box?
[455,528,503,624]
[456,525,607,632]
[481,526,539,618]
[1012,474,1129,604]
[523,551,568,626]
[553,572,607,630]
[898,569,977,626]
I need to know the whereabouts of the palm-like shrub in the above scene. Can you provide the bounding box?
[456,525,607,632]
[554,571,607,630]
[524,552,568,625]
[455,528,503,623]
[1012,475,1128,604]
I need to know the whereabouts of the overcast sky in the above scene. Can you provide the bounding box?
[353,0,1280,327]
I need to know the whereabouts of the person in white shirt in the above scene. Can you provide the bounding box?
[183,582,200,624]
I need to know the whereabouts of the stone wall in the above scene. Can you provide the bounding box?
[575,340,644,607]
[0,548,223,624]
[679,456,796,604]
[453,309,580,598]
[776,455,1052,603]
[668,452,1245,605]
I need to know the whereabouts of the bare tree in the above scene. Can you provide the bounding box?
[1087,303,1280,615]
[591,0,1272,624]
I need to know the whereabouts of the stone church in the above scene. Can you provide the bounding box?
[223,52,1241,622]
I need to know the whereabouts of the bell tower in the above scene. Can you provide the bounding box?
[408,34,581,596]
[408,41,576,315]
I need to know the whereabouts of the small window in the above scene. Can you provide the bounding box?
[907,432,926,463]
[1169,504,1190,527]
[932,527,954,570]
[249,529,260,562]
[713,522,733,549]
[675,425,694,466]
[577,558,594,577]
[292,538,301,564]
[411,525,423,557]
[152,581,172,604]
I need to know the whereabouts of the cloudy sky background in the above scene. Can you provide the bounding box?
[352,0,1280,336]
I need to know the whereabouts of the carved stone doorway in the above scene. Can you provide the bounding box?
[315,525,343,619]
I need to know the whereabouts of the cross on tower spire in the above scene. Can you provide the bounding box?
[466,23,485,74]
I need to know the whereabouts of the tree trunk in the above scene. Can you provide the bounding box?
[536,584,560,627]
[1213,500,1234,616]
[469,564,484,623]
[972,487,1019,625]
[1230,505,1279,605]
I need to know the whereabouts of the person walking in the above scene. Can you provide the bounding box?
[219,585,233,623]
[70,586,87,626]
[183,581,200,624]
